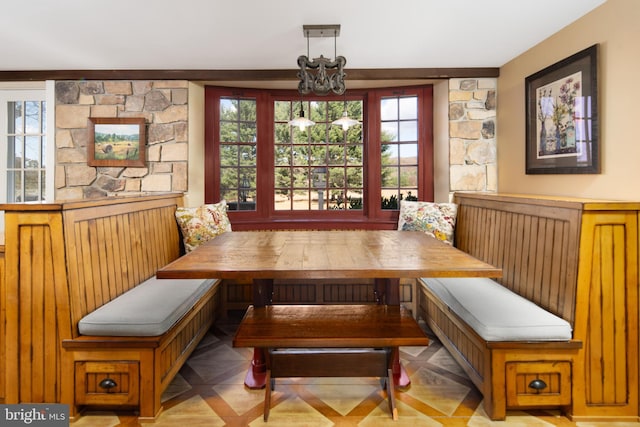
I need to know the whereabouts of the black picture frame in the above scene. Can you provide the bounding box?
[525,44,599,174]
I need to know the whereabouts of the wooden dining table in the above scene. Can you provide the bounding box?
[157,230,501,388]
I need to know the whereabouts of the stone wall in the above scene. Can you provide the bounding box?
[448,78,497,192]
[54,80,188,199]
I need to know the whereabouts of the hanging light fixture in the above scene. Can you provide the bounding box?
[288,98,315,130]
[332,100,359,130]
[291,24,355,130]
[297,25,346,96]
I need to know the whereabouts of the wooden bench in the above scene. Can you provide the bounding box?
[0,193,221,420]
[416,192,640,421]
[232,304,430,421]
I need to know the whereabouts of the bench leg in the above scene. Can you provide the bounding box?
[386,368,398,420]
[245,348,267,389]
[246,278,274,389]
[264,369,272,421]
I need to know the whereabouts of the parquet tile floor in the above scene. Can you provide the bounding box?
[72,315,640,427]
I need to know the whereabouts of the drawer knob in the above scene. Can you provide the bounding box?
[528,379,547,391]
[99,378,118,390]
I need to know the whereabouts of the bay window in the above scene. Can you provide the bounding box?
[205,85,433,229]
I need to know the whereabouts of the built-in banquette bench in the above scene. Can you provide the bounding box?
[417,193,639,422]
[0,193,221,420]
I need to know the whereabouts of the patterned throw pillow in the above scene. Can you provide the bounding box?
[397,200,458,244]
[175,201,232,252]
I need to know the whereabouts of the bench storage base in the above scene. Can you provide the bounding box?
[418,278,581,420]
[61,279,221,420]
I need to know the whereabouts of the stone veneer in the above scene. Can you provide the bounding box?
[53,78,496,200]
[448,78,497,192]
[54,80,188,199]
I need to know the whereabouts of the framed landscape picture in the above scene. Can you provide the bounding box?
[88,117,146,167]
[525,44,599,174]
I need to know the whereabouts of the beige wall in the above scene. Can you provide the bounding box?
[498,0,640,200]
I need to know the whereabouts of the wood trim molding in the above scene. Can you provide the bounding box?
[0,67,499,82]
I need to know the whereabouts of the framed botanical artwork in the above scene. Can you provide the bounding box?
[88,117,146,167]
[525,44,599,174]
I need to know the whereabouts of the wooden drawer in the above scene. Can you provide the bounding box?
[506,361,571,408]
[75,361,139,406]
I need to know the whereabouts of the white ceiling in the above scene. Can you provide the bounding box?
[1,0,605,71]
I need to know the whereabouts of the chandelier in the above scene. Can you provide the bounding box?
[296,24,346,96]
[289,24,358,131]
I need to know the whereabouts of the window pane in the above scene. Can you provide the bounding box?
[399,143,418,160]
[399,120,418,142]
[381,122,398,142]
[238,145,256,166]
[381,144,399,164]
[239,123,256,143]
[275,189,292,211]
[381,166,398,187]
[381,98,398,121]
[293,190,310,210]
[274,123,291,143]
[293,168,310,188]
[275,167,291,187]
[346,145,363,165]
[7,136,19,167]
[8,171,21,202]
[220,168,237,192]
[219,96,257,211]
[220,145,238,166]
[274,101,291,121]
[220,122,238,142]
[292,127,309,144]
[220,99,238,120]
[41,170,46,200]
[275,145,291,166]
[400,165,418,187]
[399,97,417,120]
[239,100,256,121]
[309,146,326,166]
[42,136,46,164]
[12,102,23,133]
[24,170,39,201]
[41,102,47,133]
[380,95,420,209]
[25,136,40,168]
[25,101,40,134]
[329,146,345,165]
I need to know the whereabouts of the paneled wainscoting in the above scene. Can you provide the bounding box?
[69,314,637,427]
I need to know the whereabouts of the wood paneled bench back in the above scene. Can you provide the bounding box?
[417,192,639,422]
[0,193,221,420]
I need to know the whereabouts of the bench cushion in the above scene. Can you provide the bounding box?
[419,277,572,341]
[78,277,218,336]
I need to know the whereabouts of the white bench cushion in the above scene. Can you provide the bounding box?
[419,277,572,341]
[78,277,218,336]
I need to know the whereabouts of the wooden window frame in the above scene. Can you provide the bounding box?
[205,85,433,230]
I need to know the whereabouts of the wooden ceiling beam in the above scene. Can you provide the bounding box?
[0,67,498,82]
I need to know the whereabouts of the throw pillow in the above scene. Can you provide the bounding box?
[175,201,232,252]
[397,200,458,244]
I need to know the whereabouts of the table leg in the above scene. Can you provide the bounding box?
[374,278,411,389]
[244,278,273,389]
